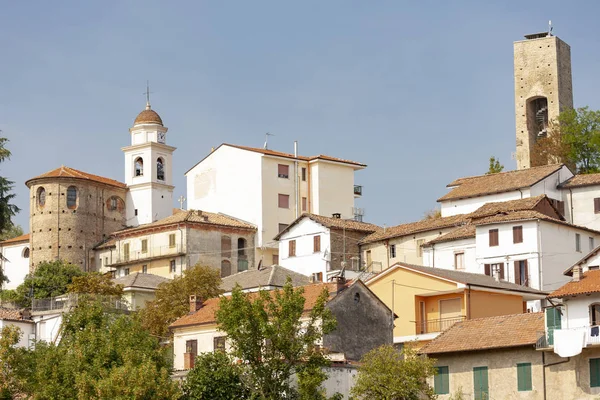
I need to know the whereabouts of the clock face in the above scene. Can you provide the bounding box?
[158,132,165,143]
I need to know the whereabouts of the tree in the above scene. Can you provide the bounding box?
[0,137,20,238]
[67,272,124,297]
[486,156,504,174]
[0,224,23,241]
[423,208,441,220]
[215,279,337,399]
[351,344,437,400]
[0,325,27,398]
[140,264,222,339]
[181,351,250,400]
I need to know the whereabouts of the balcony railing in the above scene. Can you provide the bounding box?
[536,326,600,350]
[416,316,466,334]
[354,185,363,196]
[108,244,186,266]
[32,294,129,312]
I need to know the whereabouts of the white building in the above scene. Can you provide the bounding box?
[0,308,34,348]
[560,173,600,231]
[0,234,30,290]
[185,143,365,266]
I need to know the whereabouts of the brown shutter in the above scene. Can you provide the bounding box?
[289,240,296,257]
[278,164,289,178]
[513,226,523,244]
[302,197,307,212]
[524,260,529,286]
[313,235,321,252]
[595,198,600,214]
[514,261,521,285]
[484,264,491,276]
[278,194,289,208]
[489,229,499,246]
[498,264,505,280]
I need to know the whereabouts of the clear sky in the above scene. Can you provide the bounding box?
[2,1,600,230]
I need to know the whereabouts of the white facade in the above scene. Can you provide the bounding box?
[186,144,363,265]
[564,185,600,229]
[422,238,476,272]
[278,218,330,279]
[172,325,229,370]
[31,312,63,344]
[0,319,34,348]
[0,238,30,290]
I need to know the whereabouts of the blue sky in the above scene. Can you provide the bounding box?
[2,1,600,230]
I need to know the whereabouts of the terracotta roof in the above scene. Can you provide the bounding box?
[0,233,30,245]
[170,282,338,329]
[467,195,562,220]
[473,210,600,235]
[26,166,127,189]
[221,265,310,292]
[548,270,600,298]
[133,105,163,126]
[425,224,476,245]
[564,245,600,276]
[419,312,544,354]
[560,173,600,189]
[275,213,380,241]
[438,164,565,202]
[113,273,171,290]
[0,308,31,322]
[360,214,467,245]
[225,144,366,167]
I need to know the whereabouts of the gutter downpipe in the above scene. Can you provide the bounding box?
[569,188,574,223]
[542,351,571,400]
[518,188,524,199]
[431,244,435,268]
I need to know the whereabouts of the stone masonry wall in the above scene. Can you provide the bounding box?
[330,228,369,271]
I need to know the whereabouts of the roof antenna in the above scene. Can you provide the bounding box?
[143,80,153,110]
[547,20,553,37]
[263,132,275,150]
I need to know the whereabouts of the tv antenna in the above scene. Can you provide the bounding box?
[263,132,275,150]
[547,20,553,36]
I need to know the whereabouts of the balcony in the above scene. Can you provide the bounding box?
[416,316,466,335]
[354,185,363,197]
[32,294,129,313]
[536,326,600,350]
[107,244,186,267]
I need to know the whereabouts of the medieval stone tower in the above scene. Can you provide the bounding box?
[514,31,573,170]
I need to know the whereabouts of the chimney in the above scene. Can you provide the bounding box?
[195,210,203,217]
[573,265,582,282]
[189,295,203,313]
[332,213,341,219]
[333,275,346,292]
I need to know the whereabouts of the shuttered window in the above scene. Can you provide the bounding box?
[489,229,499,246]
[289,240,296,257]
[576,233,582,252]
[141,239,148,253]
[214,337,226,353]
[513,226,523,243]
[278,194,290,208]
[591,358,600,387]
[302,197,307,212]
[123,243,130,261]
[514,260,528,286]
[517,363,532,391]
[434,366,449,394]
[484,264,491,276]
[473,366,489,400]
[169,233,176,248]
[313,235,321,253]
[277,164,289,179]
[595,198,600,214]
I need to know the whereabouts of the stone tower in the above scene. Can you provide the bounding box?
[514,31,573,170]
[123,101,176,226]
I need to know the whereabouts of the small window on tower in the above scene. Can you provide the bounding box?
[157,158,165,181]
[66,186,78,209]
[134,157,144,177]
[37,187,46,208]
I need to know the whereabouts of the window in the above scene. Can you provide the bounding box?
[513,226,523,243]
[66,186,77,209]
[416,239,425,258]
[277,164,289,179]
[123,243,130,261]
[134,157,144,176]
[301,167,307,181]
[124,268,130,276]
[238,238,246,257]
[484,264,502,277]
[434,366,449,395]
[576,233,581,252]
[473,366,489,400]
[238,259,248,272]
[278,223,289,233]
[591,237,596,252]
[302,197,307,212]
[221,260,231,277]
[272,254,279,265]
[142,265,147,274]
[186,340,198,356]
[389,244,396,258]
[595,198,600,214]
[313,235,321,253]
[170,260,176,273]
[37,187,46,208]
[514,260,529,286]
[214,336,226,353]
[289,240,296,257]
[517,363,532,391]
[278,194,290,208]
[141,239,148,253]
[489,229,499,246]
[157,158,165,181]
[104,257,108,266]
[22,247,30,259]
[221,235,231,257]
[591,358,600,387]
[591,266,600,271]
[169,233,176,248]
[591,304,600,326]
[110,197,118,211]
[454,252,464,270]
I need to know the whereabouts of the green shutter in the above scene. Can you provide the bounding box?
[473,366,489,400]
[517,363,532,391]
[434,366,449,394]
[590,358,600,387]
[546,308,562,346]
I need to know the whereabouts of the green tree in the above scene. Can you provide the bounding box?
[0,325,27,399]
[182,351,250,400]
[215,279,336,399]
[67,272,124,297]
[486,156,504,174]
[0,137,20,238]
[423,208,441,220]
[140,264,222,339]
[351,344,437,400]
[0,224,23,241]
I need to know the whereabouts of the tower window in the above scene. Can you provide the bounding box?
[37,187,46,208]
[66,186,78,209]
[134,157,144,176]
[157,158,165,181]
[22,248,30,259]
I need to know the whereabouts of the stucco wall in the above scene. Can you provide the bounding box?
[469,290,525,319]
[0,241,30,290]
[440,190,528,218]
[0,320,34,348]
[279,218,329,278]
[565,185,600,230]
[423,238,476,272]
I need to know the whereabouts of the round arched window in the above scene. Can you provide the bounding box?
[106,196,124,211]
[157,158,165,181]
[134,157,144,177]
[66,186,78,209]
[22,247,30,259]
[37,187,46,208]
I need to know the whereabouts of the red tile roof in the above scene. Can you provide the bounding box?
[473,210,600,235]
[548,270,600,298]
[0,233,30,245]
[26,166,127,189]
[560,173,600,189]
[0,308,31,322]
[275,213,380,241]
[419,313,544,354]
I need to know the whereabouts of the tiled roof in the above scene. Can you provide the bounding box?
[548,270,600,298]
[134,106,163,126]
[438,164,565,202]
[170,282,338,329]
[275,213,380,241]
[369,263,546,296]
[0,308,30,322]
[560,173,600,189]
[473,210,600,235]
[0,233,30,245]
[221,265,310,292]
[26,166,127,189]
[360,214,467,245]
[564,245,600,276]
[113,273,171,290]
[467,195,561,220]
[419,312,544,354]
[225,144,366,167]
[425,224,476,245]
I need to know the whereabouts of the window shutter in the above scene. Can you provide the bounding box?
[524,260,529,286]
[278,164,289,178]
[289,240,296,257]
[484,264,491,276]
[595,198,600,214]
[498,264,505,280]
[313,235,321,252]
[517,363,532,391]
[473,367,489,400]
[513,226,523,243]
[514,261,521,285]
[591,359,600,387]
[434,366,449,395]
[489,229,499,246]
[278,194,289,208]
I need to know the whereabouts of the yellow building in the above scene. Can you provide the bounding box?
[366,262,546,346]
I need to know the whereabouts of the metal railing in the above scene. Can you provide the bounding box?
[354,185,363,196]
[109,244,186,265]
[31,294,129,312]
[416,316,466,334]
[536,326,600,349]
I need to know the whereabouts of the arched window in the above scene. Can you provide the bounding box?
[66,186,78,209]
[22,247,30,259]
[221,260,232,278]
[238,238,246,257]
[37,187,46,208]
[134,157,144,177]
[157,158,165,181]
[106,196,124,211]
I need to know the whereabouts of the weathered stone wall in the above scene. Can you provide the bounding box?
[330,229,369,271]
[28,178,127,271]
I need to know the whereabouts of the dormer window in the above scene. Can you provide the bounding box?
[134,157,144,176]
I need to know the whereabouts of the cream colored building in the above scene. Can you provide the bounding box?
[0,234,30,290]
[185,143,365,267]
